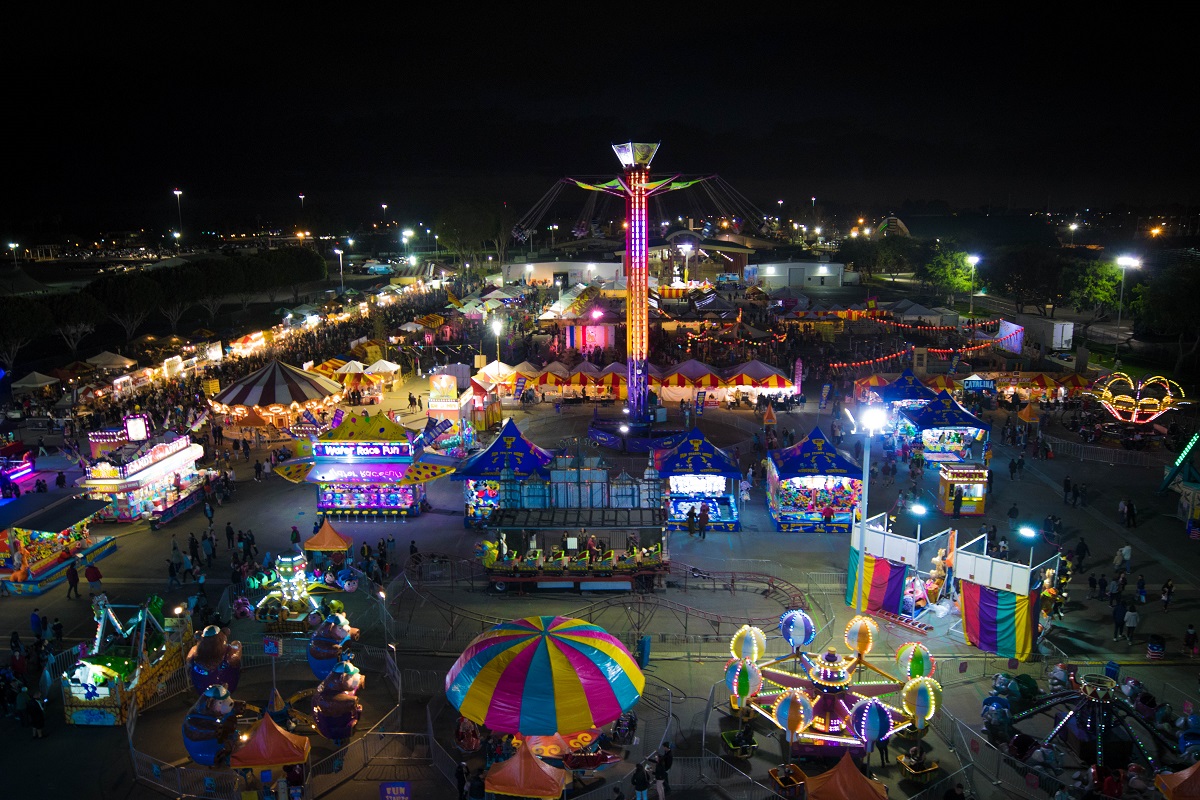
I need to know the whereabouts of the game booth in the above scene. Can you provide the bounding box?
[846,511,957,628]
[452,418,553,526]
[428,373,503,432]
[898,392,990,465]
[766,427,862,533]
[656,428,742,532]
[283,412,457,519]
[881,368,938,413]
[79,423,209,524]
[0,495,115,595]
[951,533,1056,661]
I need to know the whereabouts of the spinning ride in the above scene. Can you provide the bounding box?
[1091,372,1188,424]
[724,613,942,759]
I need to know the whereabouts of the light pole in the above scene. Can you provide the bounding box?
[854,405,888,613]
[173,189,183,245]
[299,194,305,211]
[8,243,18,268]
[967,255,980,315]
[381,204,388,225]
[1069,223,1078,246]
[1114,256,1141,367]
[334,249,344,293]
[491,318,502,363]
[1018,526,1037,567]
[679,242,693,284]
[402,229,414,261]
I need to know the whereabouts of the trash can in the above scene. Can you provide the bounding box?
[637,635,651,668]
[1105,660,1120,681]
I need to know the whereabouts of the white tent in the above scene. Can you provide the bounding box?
[477,360,515,383]
[335,360,367,374]
[87,351,136,370]
[365,359,402,374]
[11,371,60,389]
[399,321,424,333]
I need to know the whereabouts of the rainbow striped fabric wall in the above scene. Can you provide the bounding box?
[845,549,908,615]
[958,581,1040,661]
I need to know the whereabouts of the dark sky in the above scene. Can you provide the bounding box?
[5,9,1195,239]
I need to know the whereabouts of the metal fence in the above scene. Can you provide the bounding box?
[1043,435,1169,468]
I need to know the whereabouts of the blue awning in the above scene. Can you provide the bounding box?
[902,392,991,431]
[769,426,861,479]
[882,369,938,403]
[452,418,553,480]
[655,428,741,478]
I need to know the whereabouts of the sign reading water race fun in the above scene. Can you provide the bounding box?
[314,442,410,459]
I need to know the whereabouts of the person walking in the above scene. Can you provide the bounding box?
[686,507,697,538]
[1008,458,1017,480]
[51,618,63,643]
[64,560,81,599]
[1136,574,1147,604]
[660,741,673,793]
[166,559,182,590]
[1120,544,1132,574]
[1007,502,1019,533]
[1108,576,1121,606]
[1074,538,1091,573]
[698,505,709,540]
[202,532,215,567]
[26,691,45,739]
[1063,475,1072,504]
[1186,624,1197,657]
[1127,500,1137,528]
[180,552,195,583]
[1163,579,1176,611]
[1016,454,1025,479]
[290,526,302,548]
[188,532,201,566]
[225,522,235,550]
[84,562,102,594]
[1097,573,1108,603]
[1112,599,1128,641]
[1078,483,1088,507]
[631,763,652,800]
[1124,606,1140,645]
[1088,573,1098,599]
[30,609,43,640]
[254,460,263,482]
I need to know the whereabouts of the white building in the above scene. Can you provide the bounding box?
[754,260,849,290]
[499,260,623,287]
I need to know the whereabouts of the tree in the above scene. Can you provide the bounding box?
[90,274,161,342]
[45,292,104,357]
[0,300,50,372]
[152,265,203,333]
[1062,256,1120,340]
[195,259,244,322]
[984,246,1068,315]
[437,202,495,277]
[920,249,973,304]
[233,255,270,310]
[1132,263,1200,376]
[837,238,882,281]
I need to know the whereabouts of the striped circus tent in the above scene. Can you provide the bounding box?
[573,362,601,378]
[1026,373,1059,394]
[565,370,593,386]
[754,373,792,389]
[211,360,342,408]
[511,361,543,379]
[722,360,791,389]
[337,372,384,390]
[599,362,627,378]
[660,371,692,388]
[691,372,722,389]
[1057,373,1090,394]
[311,358,347,377]
[925,375,959,392]
[535,370,565,386]
[542,361,571,379]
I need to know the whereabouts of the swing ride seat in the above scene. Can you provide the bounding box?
[769,764,807,798]
[897,755,940,783]
[870,609,934,635]
[720,729,757,759]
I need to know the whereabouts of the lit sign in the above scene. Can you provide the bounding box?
[118,437,193,478]
[429,374,458,403]
[314,442,411,459]
[124,414,151,442]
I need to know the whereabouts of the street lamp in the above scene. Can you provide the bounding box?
[334,249,344,293]
[1069,223,1078,246]
[491,318,502,363]
[1114,256,1141,367]
[966,256,980,315]
[1018,526,1038,566]
[299,194,305,211]
[679,242,693,283]
[854,405,888,612]
[8,243,17,268]
[173,189,183,245]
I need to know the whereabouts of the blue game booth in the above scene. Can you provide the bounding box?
[766,426,862,533]
[656,428,743,533]
[901,391,991,465]
[451,418,553,526]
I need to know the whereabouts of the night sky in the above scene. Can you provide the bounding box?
[5,9,1195,238]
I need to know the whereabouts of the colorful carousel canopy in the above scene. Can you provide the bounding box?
[655,428,742,478]
[453,418,553,480]
[902,392,991,431]
[211,360,342,408]
[881,369,938,403]
[770,426,861,479]
[445,615,644,736]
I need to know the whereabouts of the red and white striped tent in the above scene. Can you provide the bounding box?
[211,360,342,409]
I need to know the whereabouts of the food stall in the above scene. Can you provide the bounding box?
[656,428,742,532]
[766,426,862,533]
[306,413,456,519]
[79,433,209,523]
[900,392,990,465]
[936,464,988,517]
[0,496,115,595]
[452,418,553,526]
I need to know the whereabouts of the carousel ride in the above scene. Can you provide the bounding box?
[984,662,1188,795]
[721,612,943,767]
[444,615,645,793]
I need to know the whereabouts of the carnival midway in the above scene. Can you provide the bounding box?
[4,144,1200,800]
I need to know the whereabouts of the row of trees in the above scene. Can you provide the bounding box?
[0,248,326,372]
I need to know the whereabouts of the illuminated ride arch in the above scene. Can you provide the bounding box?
[1091,372,1188,424]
